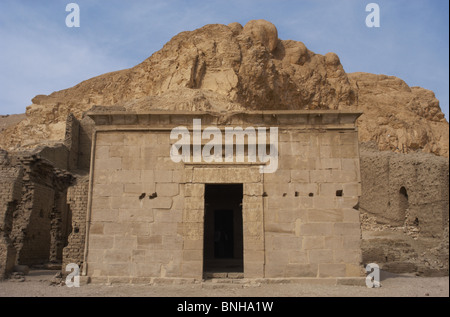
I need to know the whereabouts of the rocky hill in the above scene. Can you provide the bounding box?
[0,20,448,157]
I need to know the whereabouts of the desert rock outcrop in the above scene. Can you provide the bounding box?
[0,20,448,158]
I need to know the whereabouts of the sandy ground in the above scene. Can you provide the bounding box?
[0,269,448,297]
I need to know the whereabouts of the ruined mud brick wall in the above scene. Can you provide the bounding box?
[359,143,449,275]
[83,111,363,283]
[62,174,89,270]
[7,154,73,266]
[359,143,449,238]
[0,112,89,276]
[0,150,23,278]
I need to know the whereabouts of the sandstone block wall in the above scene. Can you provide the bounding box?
[86,130,185,283]
[263,130,362,278]
[84,111,363,282]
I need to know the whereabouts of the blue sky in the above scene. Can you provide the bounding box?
[0,0,448,120]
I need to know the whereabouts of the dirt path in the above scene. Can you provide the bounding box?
[0,270,448,297]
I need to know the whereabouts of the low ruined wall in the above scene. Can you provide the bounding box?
[0,150,74,273]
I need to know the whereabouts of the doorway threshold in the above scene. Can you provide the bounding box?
[204,272,244,279]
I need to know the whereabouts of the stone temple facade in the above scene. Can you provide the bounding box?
[79,110,363,283]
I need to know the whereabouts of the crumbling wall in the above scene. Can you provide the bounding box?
[359,142,449,275]
[0,150,23,279]
[3,153,74,267]
[62,174,89,270]
[0,113,87,277]
[360,142,449,237]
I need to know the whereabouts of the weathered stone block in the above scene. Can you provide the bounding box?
[291,170,310,183]
[263,170,290,183]
[97,133,124,146]
[342,182,361,197]
[185,184,204,197]
[244,183,264,196]
[131,250,146,263]
[89,235,114,250]
[154,170,173,182]
[307,209,344,223]
[183,239,203,250]
[319,183,342,197]
[137,236,162,249]
[318,263,346,278]
[103,222,129,235]
[331,170,358,183]
[156,183,179,197]
[114,236,137,250]
[123,183,143,194]
[302,236,325,250]
[265,222,295,235]
[335,197,359,209]
[334,223,361,236]
[299,223,334,236]
[90,209,118,222]
[345,264,363,277]
[308,249,334,263]
[324,236,343,250]
[317,158,341,170]
[89,223,104,235]
[104,250,131,263]
[154,208,182,223]
[313,197,336,210]
[112,170,141,184]
[285,264,318,277]
[180,208,202,223]
[310,170,332,183]
[334,249,362,264]
[288,250,309,264]
[91,197,111,210]
[183,222,203,240]
[184,197,203,210]
[182,250,203,262]
[152,197,173,209]
[93,184,123,197]
[341,158,360,171]
[150,222,178,236]
[130,222,151,236]
[134,263,161,277]
[275,209,306,223]
[342,208,360,223]
[343,235,361,249]
[271,235,302,250]
[181,261,203,278]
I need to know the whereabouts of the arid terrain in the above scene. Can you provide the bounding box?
[0,269,448,297]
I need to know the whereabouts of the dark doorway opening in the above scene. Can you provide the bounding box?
[399,186,409,224]
[204,184,243,274]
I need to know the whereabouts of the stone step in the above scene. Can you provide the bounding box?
[204,272,244,279]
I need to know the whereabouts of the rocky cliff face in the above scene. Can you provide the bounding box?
[349,73,448,157]
[0,20,448,157]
